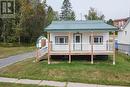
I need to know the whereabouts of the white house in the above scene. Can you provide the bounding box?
[118,18,130,55]
[45,21,117,64]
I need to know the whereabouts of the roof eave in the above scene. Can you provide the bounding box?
[44,28,118,32]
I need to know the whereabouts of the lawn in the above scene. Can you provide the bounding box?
[0,52,130,86]
[0,46,35,59]
[0,82,52,87]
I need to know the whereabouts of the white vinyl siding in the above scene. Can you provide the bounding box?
[50,32,109,51]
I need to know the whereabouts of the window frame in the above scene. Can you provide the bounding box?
[75,35,80,43]
[89,36,103,45]
[55,36,68,45]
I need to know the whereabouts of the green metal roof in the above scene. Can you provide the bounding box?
[44,20,118,32]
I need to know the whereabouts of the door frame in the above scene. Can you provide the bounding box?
[73,33,82,51]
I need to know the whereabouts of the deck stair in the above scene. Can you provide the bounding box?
[36,47,48,61]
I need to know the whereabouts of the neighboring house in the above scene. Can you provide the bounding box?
[118,18,130,55]
[45,21,117,64]
[113,17,129,28]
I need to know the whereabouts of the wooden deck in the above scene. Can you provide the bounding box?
[50,50,113,55]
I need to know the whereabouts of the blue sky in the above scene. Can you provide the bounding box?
[46,0,130,20]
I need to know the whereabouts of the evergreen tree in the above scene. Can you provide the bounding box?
[107,19,113,25]
[60,0,75,20]
[71,11,76,20]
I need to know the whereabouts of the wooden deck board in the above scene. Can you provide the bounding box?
[50,50,113,55]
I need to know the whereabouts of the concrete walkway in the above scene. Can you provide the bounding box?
[0,51,35,68]
[0,77,124,87]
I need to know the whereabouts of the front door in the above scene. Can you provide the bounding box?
[74,34,82,51]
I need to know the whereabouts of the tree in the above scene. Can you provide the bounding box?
[45,6,54,26]
[85,7,105,20]
[106,19,118,35]
[71,11,76,20]
[1,19,17,43]
[60,0,75,20]
[16,0,34,43]
[107,19,113,25]
[14,21,22,44]
[0,19,3,40]
[0,0,54,44]
[17,0,53,43]
[53,11,60,21]
[30,0,40,9]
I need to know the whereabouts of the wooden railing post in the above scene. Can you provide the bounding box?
[113,32,116,65]
[91,32,94,64]
[50,41,52,51]
[36,48,39,62]
[48,32,51,64]
[68,32,71,63]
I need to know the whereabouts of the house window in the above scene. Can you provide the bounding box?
[55,36,68,45]
[93,36,103,44]
[90,36,103,44]
[76,36,80,43]
[1,1,14,14]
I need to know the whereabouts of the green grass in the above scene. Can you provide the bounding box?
[0,52,130,86]
[0,46,35,59]
[0,82,52,87]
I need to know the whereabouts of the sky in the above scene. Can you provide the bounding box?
[45,0,130,20]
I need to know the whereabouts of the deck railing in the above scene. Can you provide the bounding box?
[49,42,114,52]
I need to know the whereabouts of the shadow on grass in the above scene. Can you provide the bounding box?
[50,55,109,62]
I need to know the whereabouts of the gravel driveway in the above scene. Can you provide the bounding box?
[0,51,35,68]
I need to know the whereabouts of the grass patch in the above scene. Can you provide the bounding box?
[0,82,52,87]
[0,52,130,86]
[0,46,35,59]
